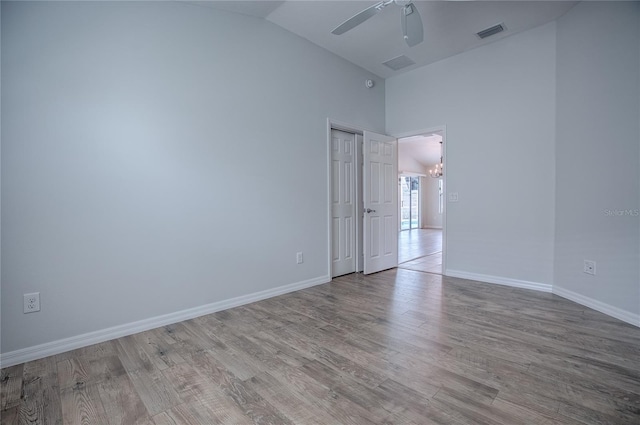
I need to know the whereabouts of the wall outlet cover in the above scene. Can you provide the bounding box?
[24,292,41,313]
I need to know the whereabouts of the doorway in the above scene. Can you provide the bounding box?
[396,130,445,275]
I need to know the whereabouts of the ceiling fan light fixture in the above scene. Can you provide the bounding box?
[331,0,423,47]
[403,3,414,16]
[401,2,423,47]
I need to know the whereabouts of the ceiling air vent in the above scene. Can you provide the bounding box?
[477,23,505,39]
[383,55,416,71]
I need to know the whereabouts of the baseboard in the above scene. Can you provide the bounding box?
[445,269,553,293]
[444,270,639,327]
[552,286,640,328]
[422,226,443,230]
[0,275,330,368]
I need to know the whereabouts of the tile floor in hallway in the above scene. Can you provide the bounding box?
[398,252,443,274]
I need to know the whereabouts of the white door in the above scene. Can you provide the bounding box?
[331,130,356,277]
[363,131,398,274]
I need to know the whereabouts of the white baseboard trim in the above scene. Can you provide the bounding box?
[0,275,330,368]
[445,269,552,293]
[552,286,640,328]
[444,270,639,327]
[422,226,443,230]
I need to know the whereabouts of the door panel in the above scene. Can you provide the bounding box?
[364,131,398,274]
[331,130,357,277]
[369,216,380,258]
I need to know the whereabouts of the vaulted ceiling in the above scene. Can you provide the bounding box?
[399,132,443,170]
[193,1,577,78]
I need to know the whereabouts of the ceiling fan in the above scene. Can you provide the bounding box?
[331,0,424,47]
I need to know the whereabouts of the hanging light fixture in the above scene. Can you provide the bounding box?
[429,141,443,178]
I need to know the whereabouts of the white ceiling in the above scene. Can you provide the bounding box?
[399,131,443,169]
[189,1,286,18]
[194,1,578,79]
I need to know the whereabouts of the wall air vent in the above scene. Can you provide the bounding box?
[477,23,505,39]
[382,55,416,71]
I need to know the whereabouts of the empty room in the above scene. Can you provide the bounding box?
[1,1,639,424]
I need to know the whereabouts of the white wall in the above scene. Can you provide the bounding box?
[387,23,557,287]
[1,1,385,355]
[554,1,640,320]
[422,176,442,229]
[398,144,427,175]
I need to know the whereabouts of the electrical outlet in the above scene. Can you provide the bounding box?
[584,260,596,275]
[24,292,41,313]
[296,252,303,264]
[448,192,459,202]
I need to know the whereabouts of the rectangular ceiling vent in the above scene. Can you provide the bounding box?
[382,55,416,71]
[477,23,505,39]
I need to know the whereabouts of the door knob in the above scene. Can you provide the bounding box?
[366,208,376,213]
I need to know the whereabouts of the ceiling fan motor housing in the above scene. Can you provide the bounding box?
[332,0,424,48]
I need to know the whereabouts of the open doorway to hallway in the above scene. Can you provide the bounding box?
[397,130,444,275]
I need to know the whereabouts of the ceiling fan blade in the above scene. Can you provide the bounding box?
[331,1,386,35]
[401,3,424,47]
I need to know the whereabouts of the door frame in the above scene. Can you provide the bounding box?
[391,125,448,275]
[327,119,367,277]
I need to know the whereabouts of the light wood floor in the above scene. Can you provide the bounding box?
[398,229,442,264]
[2,269,640,424]
[398,229,443,274]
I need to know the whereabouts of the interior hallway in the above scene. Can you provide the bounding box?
[398,228,442,275]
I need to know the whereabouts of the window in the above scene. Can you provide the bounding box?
[401,176,420,230]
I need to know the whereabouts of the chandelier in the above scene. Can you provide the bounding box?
[429,141,443,178]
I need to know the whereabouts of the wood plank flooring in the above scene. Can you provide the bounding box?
[2,269,640,424]
[398,229,442,264]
